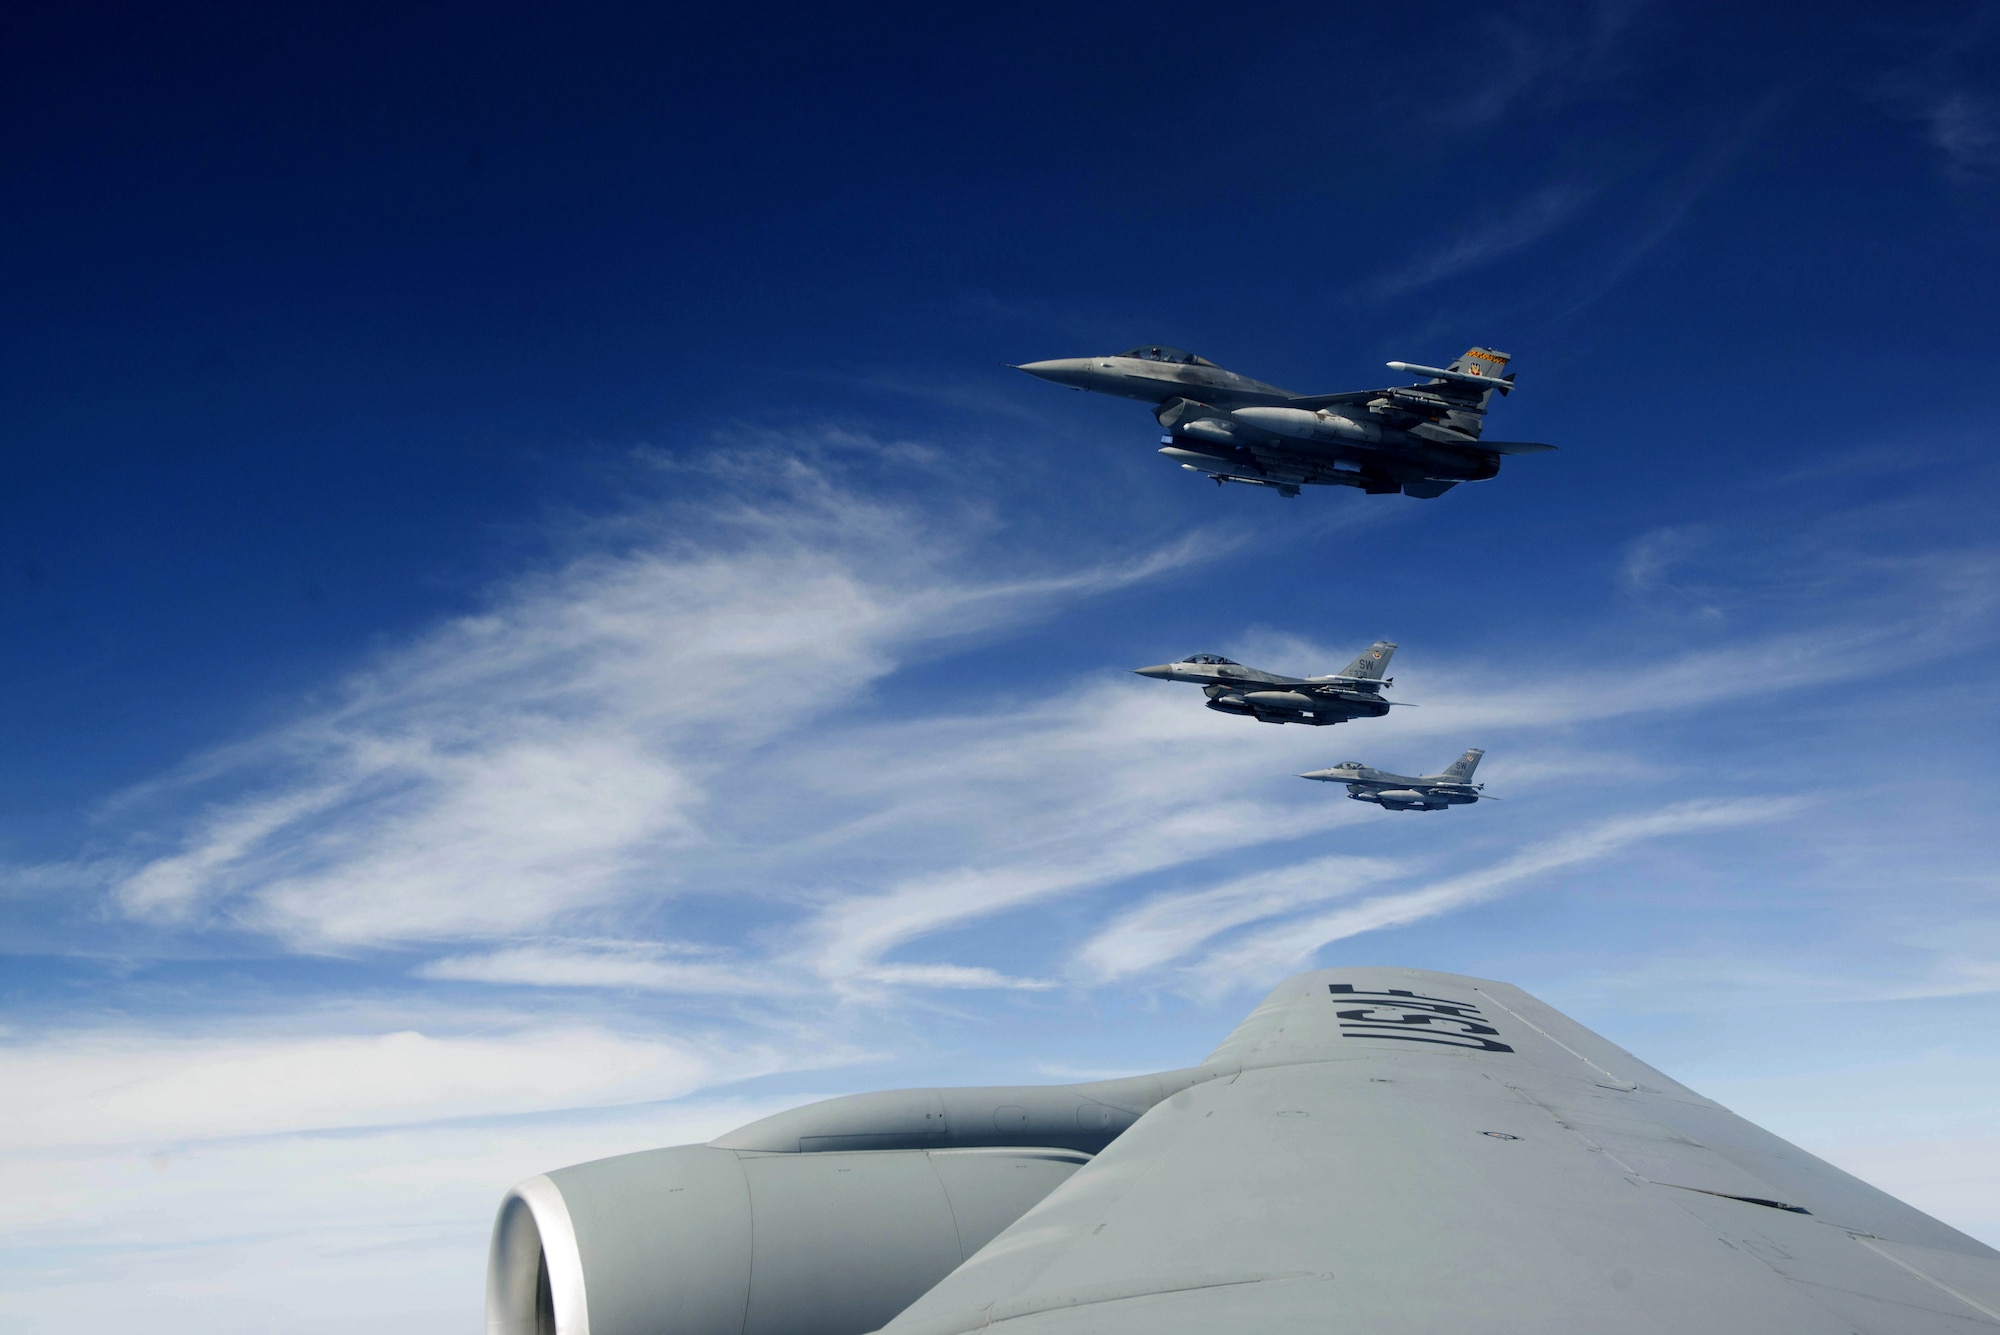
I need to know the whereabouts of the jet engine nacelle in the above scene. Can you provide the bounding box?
[489,1143,1089,1335]
[489,1071,1222,1335]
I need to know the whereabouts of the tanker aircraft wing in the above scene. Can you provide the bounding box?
[489,967,2000,1335]
[876,967,2000,1335]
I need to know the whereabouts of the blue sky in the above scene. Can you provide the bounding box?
[4,2,2000,1329]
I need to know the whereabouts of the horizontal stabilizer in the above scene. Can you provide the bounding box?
[1478,441,1557,455]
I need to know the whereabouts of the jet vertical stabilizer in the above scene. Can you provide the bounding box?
[1435,747,1485,783]
[1337,640,1396,682]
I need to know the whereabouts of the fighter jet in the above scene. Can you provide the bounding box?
[1016,344,1553,498]
[1301,747,1488,810]
[1134,640,1401,726]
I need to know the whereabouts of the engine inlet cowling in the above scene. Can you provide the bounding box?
[487,1145,1089,1335]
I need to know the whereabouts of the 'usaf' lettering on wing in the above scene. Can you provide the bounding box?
[1327,983,1515,1053]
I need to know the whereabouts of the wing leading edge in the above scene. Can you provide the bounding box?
[874,967,2000,1335]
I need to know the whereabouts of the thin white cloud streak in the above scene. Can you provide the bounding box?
[1551,98,1786,323]
[861,963,1055,991]
[1074,855,1405,983]
[1880,68,2000,181]
[418,941,787,994]
[99,454,1211,950]
[416,945,1054,993]
[1436,0,1648,128]
[1356,183,1591,300]
[1918,91,2000,176]
[1184,798,1807,993]
[791,686,1372,984]
[0,1024,772,1149]
[1319,585,2000,746]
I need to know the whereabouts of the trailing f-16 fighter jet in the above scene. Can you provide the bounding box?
[488,967,2000,1335]
[1134,641,1401,726]
[1016,344,1553,498]
[1302,747,1487,810]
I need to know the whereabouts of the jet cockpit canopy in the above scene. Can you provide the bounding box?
[1179,653,1238,665]
[1121,345,1216,366]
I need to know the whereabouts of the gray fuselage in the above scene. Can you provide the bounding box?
[1299,761,1481,811]
[1017,347,1533,499]
[1134,655,1393,727]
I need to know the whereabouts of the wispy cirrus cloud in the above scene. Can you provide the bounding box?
[44,457,1994,1014]
[781,540,1973,986]
[97,449,1212,952]
[0,1022,762,1149]
[1074,854,1405,984]
[1354,183,1593,301]
[1434,0,1652,129]
[1905,89,2000,179]
[417,940,787,994]
[1173,797,1809,995]
[1879,27,2000,185]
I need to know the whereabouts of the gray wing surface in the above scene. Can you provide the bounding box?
[875,967,2000,1335]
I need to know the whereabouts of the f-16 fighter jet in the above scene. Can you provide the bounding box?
[1134,640,1400,726]
[1016,345,1553,498]
[1301,747,1487,810]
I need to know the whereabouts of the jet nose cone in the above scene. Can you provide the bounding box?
[1298,769,1340,781]
[1016,358,1092,387]
[1132,664,1175,679]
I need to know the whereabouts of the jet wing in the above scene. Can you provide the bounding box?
[1283,390,1381,411]
[1478,440,1559,455]
[876,967,2000,1335]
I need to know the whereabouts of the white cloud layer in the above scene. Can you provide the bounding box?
[106,455,1205,951]
[1181,799,1807,992]
[8,447,2000,1332]
[0,1023,754,1148]
[0,1096,815,1335]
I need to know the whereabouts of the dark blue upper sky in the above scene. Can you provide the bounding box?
[4,4,1999,1329]
[6,1,1993,814]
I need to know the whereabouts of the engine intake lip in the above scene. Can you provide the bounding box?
[488,1174,590,1335]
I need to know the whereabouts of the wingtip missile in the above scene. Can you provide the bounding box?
[1386,361,1516,395]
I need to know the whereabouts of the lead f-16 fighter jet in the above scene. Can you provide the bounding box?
[1301,747,1487,811]
[1134,640,1401,726]
[1016,344,1553,498]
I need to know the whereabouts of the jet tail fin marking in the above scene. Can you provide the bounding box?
[1337,641,1397,682]
[1436,747,1485,782]
[1446,348,1511,384]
